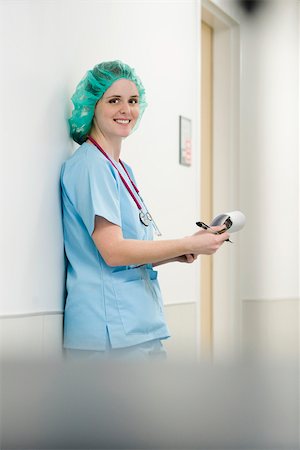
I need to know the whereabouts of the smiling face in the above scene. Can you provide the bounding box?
[92,78,140,141]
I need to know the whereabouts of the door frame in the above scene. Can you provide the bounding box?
[200,20,213,358]
[197,0,241,362]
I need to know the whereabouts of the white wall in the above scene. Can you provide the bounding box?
[0,1,69,315]
[0,0,200,317]
[212,0,299,298]
[239,0,299,301]
[239,0,299,362]
[0,0,200,359]
[211,0,299,362]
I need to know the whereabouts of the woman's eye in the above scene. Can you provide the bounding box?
[108,98,139,105]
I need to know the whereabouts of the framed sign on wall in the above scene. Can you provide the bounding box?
[179,116,192,166]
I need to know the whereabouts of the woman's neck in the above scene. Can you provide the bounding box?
[88,129,122,163]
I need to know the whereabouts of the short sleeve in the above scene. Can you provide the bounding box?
[62,147,122,236]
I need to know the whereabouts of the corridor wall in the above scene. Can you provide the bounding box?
[211,0,299,362]
[0,0,200,360]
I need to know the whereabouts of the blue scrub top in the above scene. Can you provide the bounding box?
[60,142,170,350]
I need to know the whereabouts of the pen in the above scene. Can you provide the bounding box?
[196,221,232,243]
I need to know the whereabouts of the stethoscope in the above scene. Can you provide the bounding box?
[87,136,162,237]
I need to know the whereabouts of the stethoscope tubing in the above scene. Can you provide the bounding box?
[87,136,162,235]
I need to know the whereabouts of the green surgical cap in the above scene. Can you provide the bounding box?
[68,60,147,144]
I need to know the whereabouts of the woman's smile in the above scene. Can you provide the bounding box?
[114,119,131,125]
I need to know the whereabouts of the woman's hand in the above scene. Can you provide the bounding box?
[185,226,229,256]
[175,226,229,262]
[176,254,198,263]
[152,254,197,267]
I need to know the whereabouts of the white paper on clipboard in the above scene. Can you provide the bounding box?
[210,210,246,233]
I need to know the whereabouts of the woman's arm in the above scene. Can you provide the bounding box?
[92,216,229,267]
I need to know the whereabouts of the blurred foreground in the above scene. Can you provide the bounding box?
[1,357,299,449]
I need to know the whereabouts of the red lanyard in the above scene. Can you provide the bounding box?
[87,136,143,211]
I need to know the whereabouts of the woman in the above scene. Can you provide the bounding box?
[61,60,229,360]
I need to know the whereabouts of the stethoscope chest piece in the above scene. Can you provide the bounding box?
[139,211,152,227]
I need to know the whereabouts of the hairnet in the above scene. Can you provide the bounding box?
[69,60,147,144]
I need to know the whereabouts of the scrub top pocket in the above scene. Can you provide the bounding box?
[113,267,166,335]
